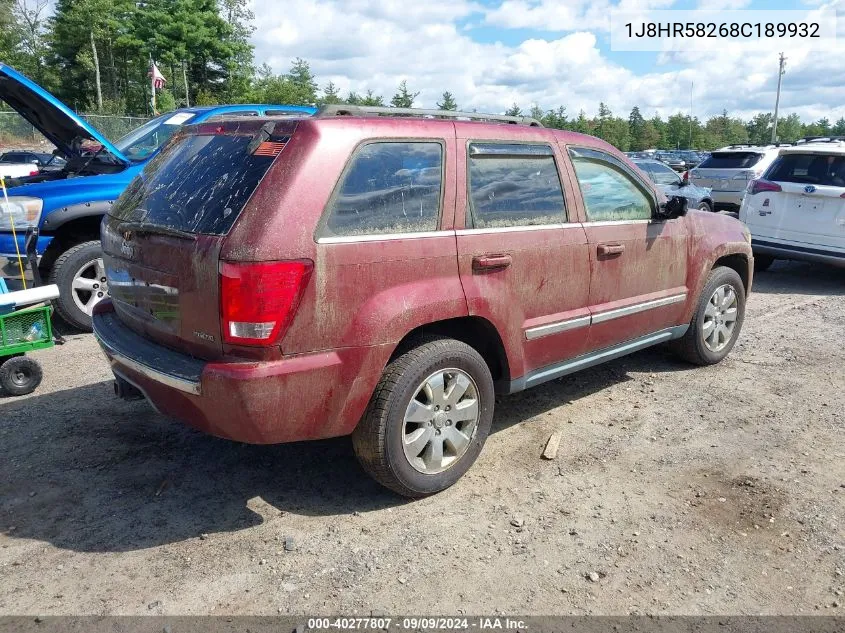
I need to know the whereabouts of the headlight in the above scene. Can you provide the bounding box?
[0,196,43,230]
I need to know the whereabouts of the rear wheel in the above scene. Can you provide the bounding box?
[697,200,713,213]
[352,337,495,497]
[48,240,108,331]
[754,254,775,272]
[0,355,43,396]
[671,266,746,366]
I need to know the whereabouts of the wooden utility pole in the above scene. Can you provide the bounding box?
[90,30,103,111]
[771,53,786,143]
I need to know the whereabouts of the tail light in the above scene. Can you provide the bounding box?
[220,260,313,346]
[682,170,689,182]
[28,170,38,176]
[747,179,782,195]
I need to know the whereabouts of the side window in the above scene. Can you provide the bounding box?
[468,143,566,228]
[323,142,443,237]
[569,148,654,222]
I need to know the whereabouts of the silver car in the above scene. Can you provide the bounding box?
[687,145,782,211]
[633,159,714,212]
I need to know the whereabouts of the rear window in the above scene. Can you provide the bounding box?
[698,152,762,169]
[322,142,443,237]
[111,130,285,235]
[767,153,845,187]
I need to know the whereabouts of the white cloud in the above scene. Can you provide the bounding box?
[249,0,845,123]
[483,0,677,33]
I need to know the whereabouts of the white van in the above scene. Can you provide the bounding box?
[739,139,845,270]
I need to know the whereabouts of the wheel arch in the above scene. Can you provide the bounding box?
[389,316,512,393]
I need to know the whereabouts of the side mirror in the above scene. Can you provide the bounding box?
[657,195,688,220]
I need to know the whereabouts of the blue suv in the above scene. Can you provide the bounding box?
[0,64,316,329]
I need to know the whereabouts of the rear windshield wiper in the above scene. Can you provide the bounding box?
[117,221,197,241]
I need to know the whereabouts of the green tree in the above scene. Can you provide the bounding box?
[436,90,458,110]
[831,117,845,137]
[628,106,646,150]
[504,103,521,117]
[542,106,568,130]
[390,80,418,108]
[573,110,592,135]
[746,112,773,145]
[320,81,342,105]
[774,113,802,142]
[360,89,384,106]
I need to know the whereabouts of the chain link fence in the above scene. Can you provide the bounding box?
[0,111,150,149]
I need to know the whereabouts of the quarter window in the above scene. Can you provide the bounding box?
[570,149,654,222]
[468,143,566,228]
[324,142,443,237]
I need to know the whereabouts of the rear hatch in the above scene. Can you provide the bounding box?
[691,151,763,193]
[747,151,845,248]
[101,119,297,359]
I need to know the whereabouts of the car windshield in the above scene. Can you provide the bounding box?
[114,111,197,162]
[767,153,845,187]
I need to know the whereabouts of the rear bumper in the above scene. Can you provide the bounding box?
[92,303,386,444]
[709,190,745,208]
[752,239,845,268]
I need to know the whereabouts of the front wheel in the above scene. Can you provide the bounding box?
[48,240,108,331]
[670,266,746,366]
[352,337,495,498]
[698,200,713,213]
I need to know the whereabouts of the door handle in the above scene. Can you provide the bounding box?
[472,254,512,271]
[597,242,625,256]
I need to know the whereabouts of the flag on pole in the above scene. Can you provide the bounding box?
[148,62,166,90]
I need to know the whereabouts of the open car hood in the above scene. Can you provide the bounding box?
[0,64,129,166]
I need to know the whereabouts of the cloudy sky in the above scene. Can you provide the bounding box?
[249,0,844,122]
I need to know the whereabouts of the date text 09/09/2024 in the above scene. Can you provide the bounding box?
[625,21,820,39]
[306,618,528,630]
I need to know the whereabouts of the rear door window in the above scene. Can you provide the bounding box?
[698,152,762,169]
[111,129,288,235]
[467,143,566,228]
[767,153,845,187]
[322,142,443,237]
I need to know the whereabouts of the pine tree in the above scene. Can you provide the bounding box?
[436,91,458,111]
[390,80,419,108]
[321,81,342,105]
[504,103,521,117]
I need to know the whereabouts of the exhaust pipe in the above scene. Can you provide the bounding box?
[113,376,144,401]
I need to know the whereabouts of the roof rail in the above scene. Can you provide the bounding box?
[316,105,543,127]
[795,136,845,144]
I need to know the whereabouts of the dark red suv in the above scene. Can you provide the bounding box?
[93,106,753,497]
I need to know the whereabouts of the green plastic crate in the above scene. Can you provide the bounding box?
[0,304,54,357]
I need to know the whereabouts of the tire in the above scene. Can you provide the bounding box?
[670,266,746,366]
[754,254,775,272]
[352,336,495,498]
[697,200,713,213]
[0,356,43,396]
[48,240,107,331]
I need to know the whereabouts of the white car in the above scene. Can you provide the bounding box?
[0,160,39,179]
[739,139,845,270]
[688,145,783,211]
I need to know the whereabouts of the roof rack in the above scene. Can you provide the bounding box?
[316,105,543,127]
[795,136,845,144]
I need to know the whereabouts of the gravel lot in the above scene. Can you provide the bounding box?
[1,260,843,616]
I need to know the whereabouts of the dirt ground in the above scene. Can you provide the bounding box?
[0,260,843,616]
